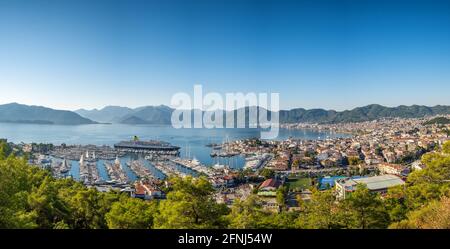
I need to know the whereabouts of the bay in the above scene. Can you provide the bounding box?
[0,123,350,179]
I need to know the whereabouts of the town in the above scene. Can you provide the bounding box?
[5,115,449,212]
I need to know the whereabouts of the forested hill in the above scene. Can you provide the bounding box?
[0,103,96,125]
[4,103,448,125]
[279,104,450,123]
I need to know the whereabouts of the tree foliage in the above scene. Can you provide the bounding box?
[1,140,450,229]
[390,196,450,229]
[106,196,157,229]
[154,176,229,228]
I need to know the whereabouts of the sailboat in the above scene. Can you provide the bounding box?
[191,156,200,166]
[60,158,70,173]
[79,154,85,165]
[212,163,226,170]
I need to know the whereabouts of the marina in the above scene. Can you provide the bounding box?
[127,160,155,179]
[104,157,129,184]
[50,159,71,178]
[171,158,217,177]
[150,160,188,178]
[79,154,101,185]
[51,144,123,161]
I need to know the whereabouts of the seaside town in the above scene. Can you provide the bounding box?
[2,115,449,212]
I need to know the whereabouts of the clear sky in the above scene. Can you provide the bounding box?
[1,0,449,111]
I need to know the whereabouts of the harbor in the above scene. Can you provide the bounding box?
[104,157,129,184]
[171,158,217,177]
[150,160,188,178]
[50,144,124,161]
[79,154,101,185]
[50,158,71,178]
[127,160,156,180]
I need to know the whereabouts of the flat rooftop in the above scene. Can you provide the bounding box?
[337,174,404,191]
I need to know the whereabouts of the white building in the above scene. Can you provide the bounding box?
[335,174,405,200]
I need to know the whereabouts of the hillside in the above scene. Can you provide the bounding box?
[75,104,450,125]
[75,106,134,123]
[423,116,450,125]
[0,103,96,125]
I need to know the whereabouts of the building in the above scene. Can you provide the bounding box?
[132,181,163,200]
[22,143,33,153]
[335,174,405,199]
[257,178,281,197]
[378,163,409,176]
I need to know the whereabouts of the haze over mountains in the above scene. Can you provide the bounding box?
[0,103,96,125]
[0,102,449,125]
[75,105,173,124]
[75,104,450,125]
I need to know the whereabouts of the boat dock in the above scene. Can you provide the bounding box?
[51,144,124,161]
[104,157,129,184]
[127,160,155,179]
[150,160,188,178]
[170,158,216,177]
[79,155,101,185]
[50,159,71,178]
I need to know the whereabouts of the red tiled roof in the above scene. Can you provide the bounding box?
[135,183,146,195]
[259,178,280,189]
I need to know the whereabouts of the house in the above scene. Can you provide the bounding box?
[378,163,409,176]
[257,178,281,197]
[133,181,163,200]
[365,156,384,165]
[223,174,236,187]
[22,143,33,153]
[335,175,405,200]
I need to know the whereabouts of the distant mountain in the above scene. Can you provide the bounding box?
[75,106,134,123]
[76,105,174,124]
[280,104,450,123]
[0,103,96,125]
[119,115,151,124]
[75,104,450,125]
[119,105,173,124]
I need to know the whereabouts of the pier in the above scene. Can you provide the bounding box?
[170,158,217,177]
[127,160,155,179]
[79,155,101,185]
[51,144,124,161]
[150,160,188,178]
[104,157,128,184]
[50,159,71,178]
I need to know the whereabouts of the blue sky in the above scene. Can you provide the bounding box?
[0,0,449,111]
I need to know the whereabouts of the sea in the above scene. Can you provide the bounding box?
[0,123,350,181]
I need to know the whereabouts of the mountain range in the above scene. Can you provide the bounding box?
[75,105,173,124]
[0,102,449,125]
[0,103,96,125]
[279,104,450,123]
[75,104,450,125]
